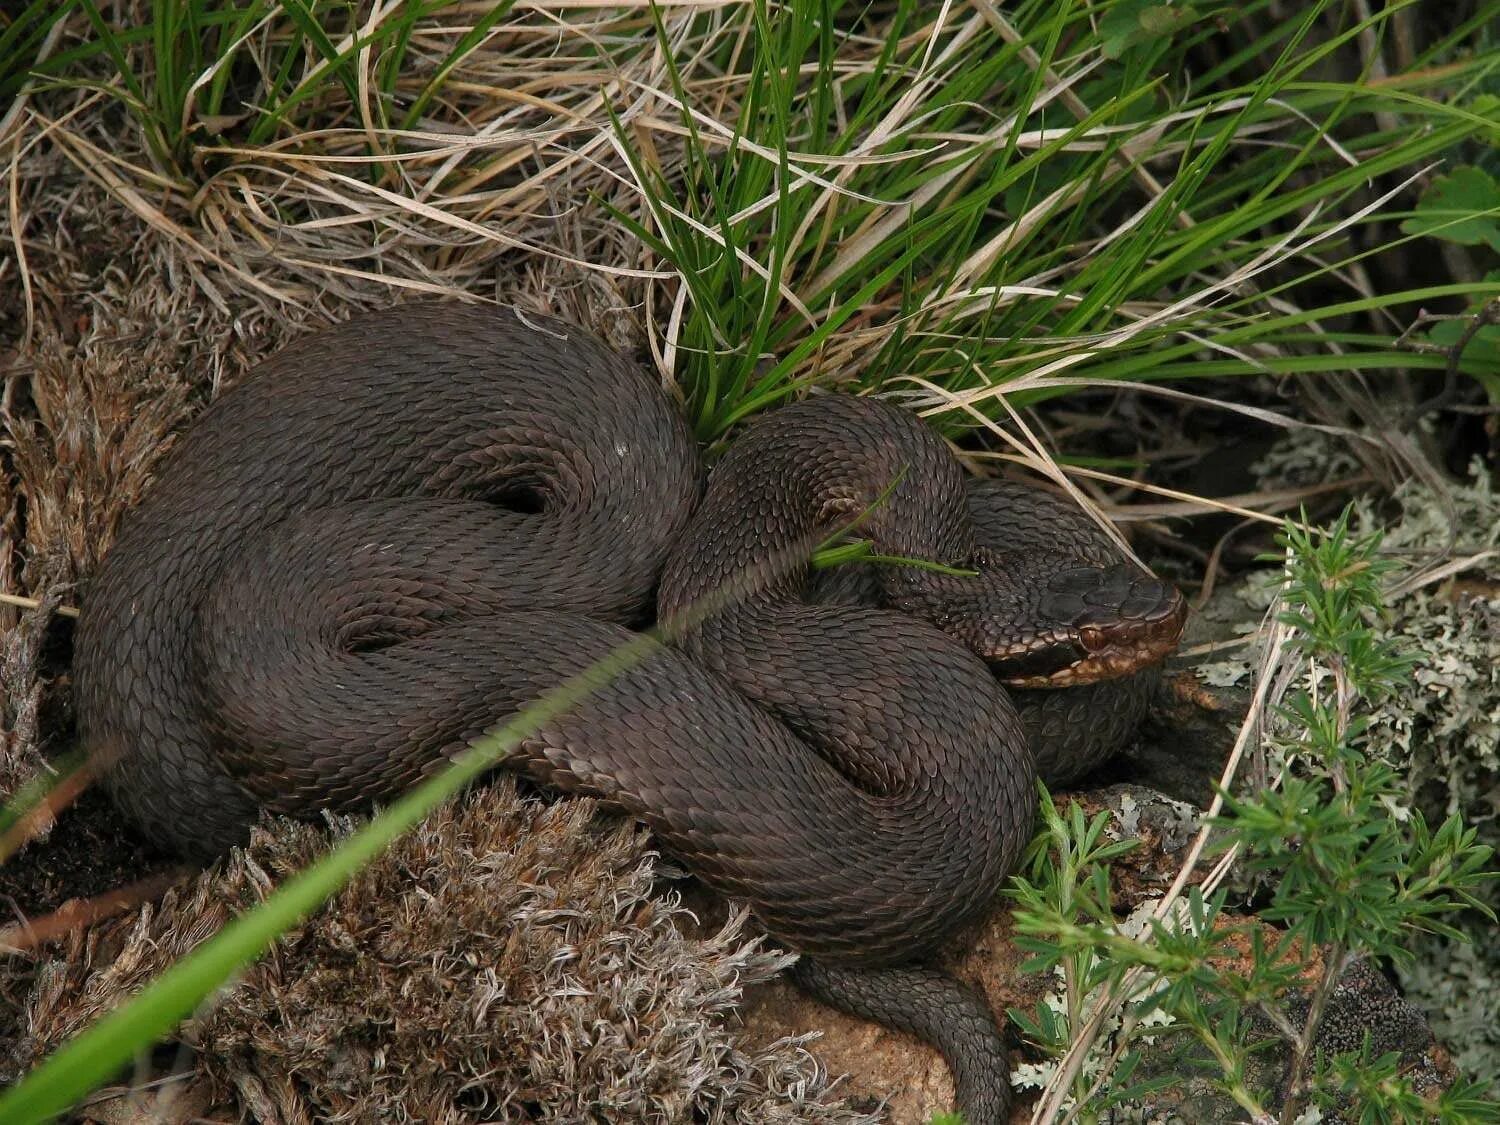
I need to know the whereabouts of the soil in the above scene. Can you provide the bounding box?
[2,788,178,921]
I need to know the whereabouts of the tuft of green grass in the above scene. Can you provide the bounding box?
[602,0,1500,443]
[18,0,518,176]
[14,0,1498,452]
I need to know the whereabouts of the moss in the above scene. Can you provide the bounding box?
[9,784,877,1123]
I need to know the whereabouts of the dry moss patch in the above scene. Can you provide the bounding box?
[8,783,877,1124]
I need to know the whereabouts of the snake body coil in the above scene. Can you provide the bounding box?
[75,302,1184,1122]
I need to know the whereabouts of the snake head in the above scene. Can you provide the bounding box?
[982,563,1187,687]
[888,557,1188,688]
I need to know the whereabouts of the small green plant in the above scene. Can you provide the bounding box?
[1008,506,1497,1122]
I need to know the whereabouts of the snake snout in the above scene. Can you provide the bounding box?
[996,563,1187,688]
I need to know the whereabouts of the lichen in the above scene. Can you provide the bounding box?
[1244,432,1500,1084]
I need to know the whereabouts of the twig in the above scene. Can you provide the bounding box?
[0,874,190,954]
[0,592,79,618]
[1277,944,1355,1123]
[1398,297,1500,422]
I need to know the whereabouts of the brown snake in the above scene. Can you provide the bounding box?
[74,301,1185,1122]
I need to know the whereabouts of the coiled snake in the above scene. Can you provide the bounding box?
[74,302,1185,1123]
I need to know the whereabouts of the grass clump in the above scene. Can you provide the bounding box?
[607,0,1500,443]
[1007,507,1497,1122]
[7,0,1498,441]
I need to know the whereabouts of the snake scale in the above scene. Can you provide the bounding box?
[74,301,1185,1123]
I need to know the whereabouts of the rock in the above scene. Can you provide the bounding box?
[1129,955,1455,1122]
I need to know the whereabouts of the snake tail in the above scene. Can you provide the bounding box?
[791,959,1012,1123]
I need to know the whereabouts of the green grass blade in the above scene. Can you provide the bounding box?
[399,0,518,129]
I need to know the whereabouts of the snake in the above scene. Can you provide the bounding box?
[73,301,1186,1123]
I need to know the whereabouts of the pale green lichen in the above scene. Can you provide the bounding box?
[1353,469,1500,814]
